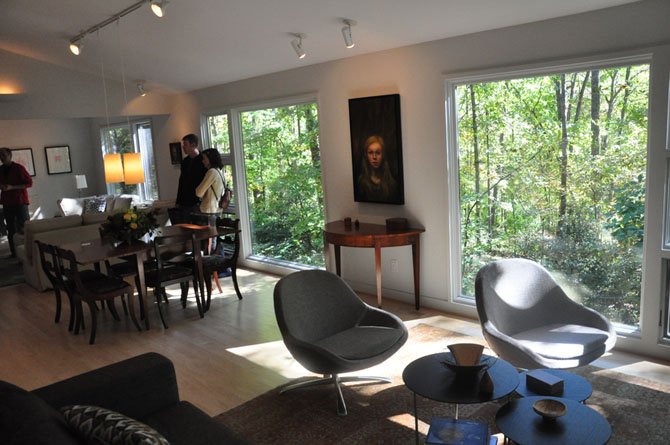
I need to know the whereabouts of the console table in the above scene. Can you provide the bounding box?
[323,220,425,309]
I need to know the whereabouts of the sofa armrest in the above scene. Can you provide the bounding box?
[32,353,180,420]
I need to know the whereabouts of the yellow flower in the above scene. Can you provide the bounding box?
[123,213,132,221]
[131,213,138,221]
[129,222,138,230]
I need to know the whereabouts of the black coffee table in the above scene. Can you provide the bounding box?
[516,369,592,403]
[496,396,611,445]
[403,353,519,444]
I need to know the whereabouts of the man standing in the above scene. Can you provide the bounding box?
[172,133,207,224]
[0,147,32,257]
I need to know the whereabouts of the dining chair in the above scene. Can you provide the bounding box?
[35,240,99,332]
[144,232,204,329]
[55,247,140,344]
[201,217,242,310]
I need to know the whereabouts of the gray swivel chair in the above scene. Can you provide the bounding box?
[475,258,616,369]
[274,270,408,416]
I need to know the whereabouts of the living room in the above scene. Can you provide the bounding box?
[2,0,670,443]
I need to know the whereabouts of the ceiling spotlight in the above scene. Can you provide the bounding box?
[136,81,147,97]
[69,40,83,55]
[150,0,168,18]
[341,19,356,49]
[291,33,306,59]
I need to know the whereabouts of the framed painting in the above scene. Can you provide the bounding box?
[45,145,72,174]
[349,94,404,204]
[10,148,36,177]
[169,142,182,165]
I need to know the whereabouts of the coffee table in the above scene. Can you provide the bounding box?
[496,396,611,445]
[403,352,519,444]
[516,369,592,403]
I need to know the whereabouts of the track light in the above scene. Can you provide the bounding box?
[341,19,356,49]
[67,0,165,54]
[136,81,147,96]
[69,40,83,55]
[150,0,168,18]
[290,33,306,59]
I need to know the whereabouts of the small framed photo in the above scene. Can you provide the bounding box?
[169,142,182,165]
[10,148,36,177]
[45,145,72,175]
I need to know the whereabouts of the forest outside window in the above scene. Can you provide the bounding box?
[447,61,650,329]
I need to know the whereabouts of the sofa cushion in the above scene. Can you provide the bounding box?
[58,197,86,216]
[110,194,139,212]
[23,215,83,264]
[61,405,169,445]
[0,380,82,445]
[82,212,112,226]
[143,401,246,445]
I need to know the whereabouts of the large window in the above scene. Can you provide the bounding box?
[100,120,158,201]
[447,62,650,329]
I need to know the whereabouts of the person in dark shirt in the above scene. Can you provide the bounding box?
[0,147,33,257]
[172,133,207,224]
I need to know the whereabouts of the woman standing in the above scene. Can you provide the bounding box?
[194,148,226,227]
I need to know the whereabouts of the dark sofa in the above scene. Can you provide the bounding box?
[0,352,245,444]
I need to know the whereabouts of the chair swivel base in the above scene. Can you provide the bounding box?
[280,374,392,416]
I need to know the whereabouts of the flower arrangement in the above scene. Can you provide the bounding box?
[101,207,159,244]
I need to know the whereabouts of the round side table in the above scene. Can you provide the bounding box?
[496,396,611,445]
[516,369,592,403]
[403,352,519,444]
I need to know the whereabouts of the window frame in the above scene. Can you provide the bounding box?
[444,53,658,341]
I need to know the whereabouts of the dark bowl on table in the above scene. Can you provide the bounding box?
[442,353,492,377]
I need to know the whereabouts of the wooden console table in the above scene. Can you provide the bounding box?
[323,220,425,309]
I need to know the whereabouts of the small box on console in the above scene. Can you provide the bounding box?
[526,370,564,396]
[385,217,408,231]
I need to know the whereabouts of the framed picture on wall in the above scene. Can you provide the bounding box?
[349,94,405,205]
[45,145,72,174]
[10,148,36,177]
[169,142,182,165]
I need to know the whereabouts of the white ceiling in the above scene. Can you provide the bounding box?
[1,0,640,93]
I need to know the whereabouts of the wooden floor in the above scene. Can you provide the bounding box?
[1,262,670,417]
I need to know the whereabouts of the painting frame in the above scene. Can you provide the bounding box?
[169,142,183,165]
[10,148,36,177]
[349,94,405,205]
[44,145,72,175]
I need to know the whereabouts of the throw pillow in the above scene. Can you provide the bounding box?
[83,196,108,214]
[60,405,170,445]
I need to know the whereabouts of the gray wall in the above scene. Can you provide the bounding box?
[0,119,102,217]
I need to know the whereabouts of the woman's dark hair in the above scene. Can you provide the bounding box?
[202,148,223,169]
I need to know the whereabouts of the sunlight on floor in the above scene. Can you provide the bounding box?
[226,315,487,380]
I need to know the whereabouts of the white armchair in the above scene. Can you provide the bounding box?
[475,258,616,369]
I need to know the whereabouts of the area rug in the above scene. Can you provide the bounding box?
[216,324,670,444]
[0,255,24,287]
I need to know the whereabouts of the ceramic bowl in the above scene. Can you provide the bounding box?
[447,343,484,365]
[441,353,490,377]
[532,398,567,421]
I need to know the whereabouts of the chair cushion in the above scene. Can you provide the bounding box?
[0,380,81,444]
[315,326,405,360]
[60,404,169,445]
[513,323,611,359]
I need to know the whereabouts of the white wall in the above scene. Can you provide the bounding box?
[0,119,102,217]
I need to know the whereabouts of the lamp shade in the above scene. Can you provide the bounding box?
[123,153,145,185]
[104,154,124,183]
[75,174,88,189]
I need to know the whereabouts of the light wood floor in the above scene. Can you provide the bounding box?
[1,265,670,417]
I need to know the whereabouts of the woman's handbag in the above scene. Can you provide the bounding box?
[212,169,231,210]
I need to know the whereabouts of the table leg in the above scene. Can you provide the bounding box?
[412,237,421,310]
[374,241,382,308]
[413,391,419,445]
[455,403,459,419]
[135,253,149,330]
[323,239,331,272]
[334,245,341,276]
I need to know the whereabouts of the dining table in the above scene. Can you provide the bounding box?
[58,223,238,330]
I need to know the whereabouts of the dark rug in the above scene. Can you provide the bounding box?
[216,324,670,444]
[0,255,24,287]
